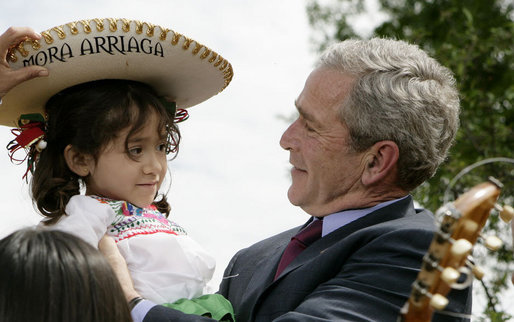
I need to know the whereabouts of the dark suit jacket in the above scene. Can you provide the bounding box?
[144,197,471,321]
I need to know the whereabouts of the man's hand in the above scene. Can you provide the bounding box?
[98,235,141,302]
[0,27,48,99]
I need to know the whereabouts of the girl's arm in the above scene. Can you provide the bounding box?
[99,235,141,302]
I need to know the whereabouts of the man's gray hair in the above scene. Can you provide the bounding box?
[317,38,460,190]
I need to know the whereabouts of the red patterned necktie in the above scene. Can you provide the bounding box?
[274,219,323,280]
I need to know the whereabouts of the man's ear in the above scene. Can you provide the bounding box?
[64,144,93,177]
[361,141,399,186]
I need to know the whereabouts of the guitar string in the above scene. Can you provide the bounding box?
[435,309,473,320]
[443,157,514,204]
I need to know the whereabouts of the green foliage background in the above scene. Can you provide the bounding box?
[306,0,513,320]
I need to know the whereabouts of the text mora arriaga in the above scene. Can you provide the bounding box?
[23,35,164,66]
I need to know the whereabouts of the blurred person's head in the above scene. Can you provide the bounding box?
[0,228,132,322]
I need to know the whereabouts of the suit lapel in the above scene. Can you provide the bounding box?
[241,226,301,319]
[274,196,415,281]
[246,197,416,319]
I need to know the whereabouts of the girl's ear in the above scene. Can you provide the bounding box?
[64,144,93,177]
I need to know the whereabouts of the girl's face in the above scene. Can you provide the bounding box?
[84,111,168,208]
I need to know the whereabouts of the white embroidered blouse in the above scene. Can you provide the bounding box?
[42,195,215,304]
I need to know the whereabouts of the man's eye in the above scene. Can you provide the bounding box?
[304,122,315,132]
[129,147,143,155]
[299,117,315,132]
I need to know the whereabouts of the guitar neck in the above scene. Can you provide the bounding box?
[400,182,501,322]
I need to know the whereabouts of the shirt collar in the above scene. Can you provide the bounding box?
[321,195,410,237]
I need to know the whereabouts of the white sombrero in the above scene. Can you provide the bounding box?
[0,18,234,127]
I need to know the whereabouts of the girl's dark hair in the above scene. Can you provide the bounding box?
[31,79,180,224]
[0,228,132,322]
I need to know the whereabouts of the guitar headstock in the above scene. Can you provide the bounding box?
[400,180,513,322]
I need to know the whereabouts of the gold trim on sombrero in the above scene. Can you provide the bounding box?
[7,18,234,90]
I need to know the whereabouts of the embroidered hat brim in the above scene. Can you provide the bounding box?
[0,18,233,127]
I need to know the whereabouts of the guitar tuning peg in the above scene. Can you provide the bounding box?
[465,257,486,280]
[494,204,514,223]
[430,293,449,310]
[484,235,503,251]
[441,267,460,285]
[472,265,485,280]
[451,239,473,258]
[460,220,479,235]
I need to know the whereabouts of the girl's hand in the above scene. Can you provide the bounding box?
[0,27,49,99]
[98,234,141,302]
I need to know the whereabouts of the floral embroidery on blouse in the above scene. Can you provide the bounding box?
[91,196,187,242]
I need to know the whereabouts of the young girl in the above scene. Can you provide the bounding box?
[33,79,221,304]
[1,19,234,320]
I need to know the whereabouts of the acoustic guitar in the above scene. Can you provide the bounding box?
[400,179,513,322]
